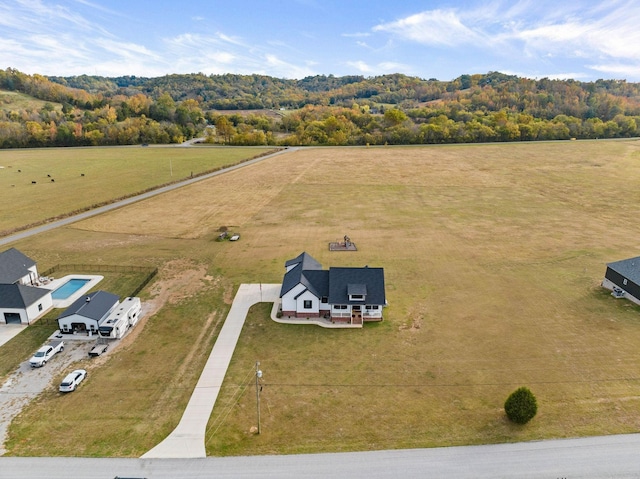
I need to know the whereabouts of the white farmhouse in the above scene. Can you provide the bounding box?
[279,252,386,326]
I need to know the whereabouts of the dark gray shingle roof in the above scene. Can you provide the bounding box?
[328,267,385,305]
[0,283,51,308]
[280,252,325,297]
[607,256,640,285]
[57,290,119,321]
[280,252,385,306]
[0,248,36,284]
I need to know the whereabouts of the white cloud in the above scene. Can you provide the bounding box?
[589,63,640,79]
[345,61,373,73]
[378,62,410,73]
[372,1,640,70]
[373,9,484,47]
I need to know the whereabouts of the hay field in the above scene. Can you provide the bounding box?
[0,146,273,234]
[6,140,640,456]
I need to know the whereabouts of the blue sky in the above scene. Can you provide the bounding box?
[1,0,640,81]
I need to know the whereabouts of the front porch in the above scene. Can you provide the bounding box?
[271,301,364,329]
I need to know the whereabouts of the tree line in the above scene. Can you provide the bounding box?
[1,68,639,148]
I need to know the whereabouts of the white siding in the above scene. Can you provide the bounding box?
[25,294,53,322]
[0,293,52,324]
[281,283,307,312]
[296,289,320,315]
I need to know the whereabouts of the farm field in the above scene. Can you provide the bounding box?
[0,146,274,235]
[4,140,640,457]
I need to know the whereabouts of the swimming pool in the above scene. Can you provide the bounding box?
[51,278,91,300]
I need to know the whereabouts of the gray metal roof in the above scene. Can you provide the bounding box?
[0,283,51,308]
[329,267,385,305]
[607,256,640,285]
[0,248,36,284]
[57,290,120,321]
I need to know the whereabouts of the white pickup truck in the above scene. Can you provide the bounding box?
[29,340,64,368]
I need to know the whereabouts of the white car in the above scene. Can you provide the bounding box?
[59,369,87,393]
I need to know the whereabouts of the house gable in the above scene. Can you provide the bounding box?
[0,247,37,285]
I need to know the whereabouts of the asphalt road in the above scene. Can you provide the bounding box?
[0,147,293,247]
[2,433,640,478]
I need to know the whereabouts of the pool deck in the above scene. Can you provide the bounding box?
[41,274,104,308]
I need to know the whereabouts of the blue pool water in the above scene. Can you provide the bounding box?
[51,278,90,300]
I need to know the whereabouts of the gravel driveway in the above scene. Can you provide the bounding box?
[0,339,94,455]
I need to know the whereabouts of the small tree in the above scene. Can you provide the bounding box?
[504,387,537,424]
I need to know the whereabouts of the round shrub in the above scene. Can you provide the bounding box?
[504,387,537,424]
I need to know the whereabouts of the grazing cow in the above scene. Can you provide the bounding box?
[47,174,51,177]
[51,178,55,182]
[31,181,36,184]
[81,173,85,177]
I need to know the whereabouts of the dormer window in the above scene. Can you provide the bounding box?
[347,283,367,301]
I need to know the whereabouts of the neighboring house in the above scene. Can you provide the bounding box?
[0,247,52,324]
[0,283,53,324]
[602,256,640,305]
[0,247,39,286]
[280,252,386,325]
[57,290,120,334]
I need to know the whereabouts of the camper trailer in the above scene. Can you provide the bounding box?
[98,315,128,339]
[98,296,141,339]
[120,297,142,328]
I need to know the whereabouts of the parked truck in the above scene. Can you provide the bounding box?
[29,340,64,367]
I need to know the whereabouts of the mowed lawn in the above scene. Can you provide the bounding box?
[0,146,274,234]
[5,140,640,457]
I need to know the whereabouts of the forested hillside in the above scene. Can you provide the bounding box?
[1,68,639,148]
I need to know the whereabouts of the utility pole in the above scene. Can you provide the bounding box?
[255,361,262,434]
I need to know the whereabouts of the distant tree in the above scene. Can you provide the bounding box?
[384,108,408,127]
[214,116,235,144]
[504,387,537,424]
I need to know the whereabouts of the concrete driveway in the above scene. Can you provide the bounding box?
[142,283,281,459]
[0,324,26,348]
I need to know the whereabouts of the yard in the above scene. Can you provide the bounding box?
[4,140,640,456]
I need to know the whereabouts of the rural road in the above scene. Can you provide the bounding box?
[0,146,294,247]
[3,433,640,478]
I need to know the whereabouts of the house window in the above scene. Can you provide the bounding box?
[321,296,328,303]
[623,278,628,286]
[365,305,379,310]
[303,300,312,309]
[333,305,347,310]
[350,294,364,300]
[38,303,43,311]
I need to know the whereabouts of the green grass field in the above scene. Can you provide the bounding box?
[0,90,61,113]
[4,140,640,457]
[0,146,274,234]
